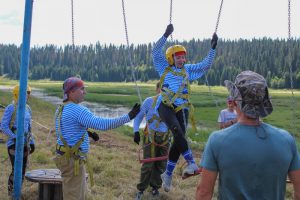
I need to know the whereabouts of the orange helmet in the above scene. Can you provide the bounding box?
[165,45,187,65]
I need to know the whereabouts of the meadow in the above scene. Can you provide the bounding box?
[0,78,299,199]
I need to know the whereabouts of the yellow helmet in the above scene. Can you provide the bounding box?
[12,85,32,102]
[165,45,187,65]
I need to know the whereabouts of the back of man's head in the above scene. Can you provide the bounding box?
[225,71,273,119]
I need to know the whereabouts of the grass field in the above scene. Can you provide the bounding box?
[0,78,299,199]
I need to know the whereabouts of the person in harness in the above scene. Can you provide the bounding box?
[133,82,170,199]
[152,24,218,192]
[54,77,140,200]
[1,85,35,196]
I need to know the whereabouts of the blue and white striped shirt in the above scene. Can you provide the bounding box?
[1,103,34,147]
[55,103,130,153]
[152,36,216,109]
[133,96,168,133]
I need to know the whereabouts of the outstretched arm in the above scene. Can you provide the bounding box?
[78,104,140,131]
[186,49,216,80]
[186,33,218,80]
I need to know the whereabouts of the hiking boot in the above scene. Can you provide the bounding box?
[161,172,172,192]
[182,163,199,176]
[135,191,143,200]
[151,188,159,197]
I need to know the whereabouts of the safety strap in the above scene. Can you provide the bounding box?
[149,130,171,158]
[56,104,94,186]
[159,66,197,131]
[9,103,33,143]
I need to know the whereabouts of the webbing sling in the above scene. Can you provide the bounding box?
[56,104,94,186]
[159,66,197,131]
[143,96,170,158]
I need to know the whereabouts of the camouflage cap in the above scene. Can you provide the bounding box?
[224,71,273,119]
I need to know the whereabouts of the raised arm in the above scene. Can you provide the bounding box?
[186,33,218,80]
[152,24,174,76]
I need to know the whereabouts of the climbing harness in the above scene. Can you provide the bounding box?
[138,96,171,163]
[159,67,197,131]
[9,103,33,146]
[55,104,94,186]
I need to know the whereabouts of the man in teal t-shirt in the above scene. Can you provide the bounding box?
[196,71,300,200]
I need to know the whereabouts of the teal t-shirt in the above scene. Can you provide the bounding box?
[201,122,300,200]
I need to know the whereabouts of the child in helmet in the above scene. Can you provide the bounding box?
[152,24,218,192]
[1,85,35,196]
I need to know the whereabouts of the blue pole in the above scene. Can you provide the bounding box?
[13,0,33,199]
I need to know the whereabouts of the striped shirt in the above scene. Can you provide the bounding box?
[133,96,168,133]
[55,103,130,153]
[1,103,34,147]
[152,36,216,109]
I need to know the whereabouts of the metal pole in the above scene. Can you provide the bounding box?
[13,0,33,199]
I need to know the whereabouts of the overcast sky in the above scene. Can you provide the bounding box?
[1,0,300,46]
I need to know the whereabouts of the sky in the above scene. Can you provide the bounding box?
[0,0,300,47]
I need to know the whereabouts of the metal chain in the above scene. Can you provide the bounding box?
[288,0,291,40]
[287,0,296,133]
[169,0,173,40]
[71,0,75,51]
[215,0,224,34]
[121,0,142,104]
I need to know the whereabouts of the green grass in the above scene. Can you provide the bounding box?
[0,79,299,199]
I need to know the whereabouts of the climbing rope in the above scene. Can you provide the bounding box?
[71,0,75,51]
[205,0,225,108]
[214,0,224,34]
[169,0,173,40]
[287,0,296,133]
[121,0,142,104]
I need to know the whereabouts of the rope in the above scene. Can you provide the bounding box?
[169,0,173,41]
[205,0,224,109]
[204,74,219,108]
[71,0,75,51]
[287,0,296,133]
[214,0,224,34]
[121,0,142,104]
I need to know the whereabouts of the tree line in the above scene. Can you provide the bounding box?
[0,38,299,88]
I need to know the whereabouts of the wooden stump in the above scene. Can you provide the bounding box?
[25,169,63,200]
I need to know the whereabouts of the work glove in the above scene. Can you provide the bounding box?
[128,103,141,120]
[211,33,218,49]
[88,130,100,142]
[29,143,35,154]
[163,24,174,38]
[133,131,140,145]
